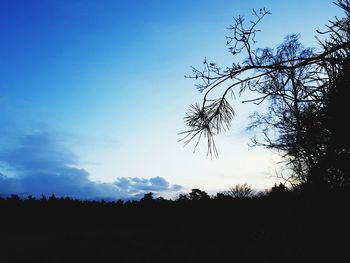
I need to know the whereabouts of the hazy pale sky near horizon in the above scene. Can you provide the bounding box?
[0,0,343,199]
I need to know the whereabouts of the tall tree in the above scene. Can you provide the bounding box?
[181,1,350,188]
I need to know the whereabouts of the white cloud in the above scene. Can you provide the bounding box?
[0,132,182,200]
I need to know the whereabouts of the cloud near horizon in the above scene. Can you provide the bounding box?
[0,132,182,200]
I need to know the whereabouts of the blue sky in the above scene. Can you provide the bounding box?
[0,0,343,199]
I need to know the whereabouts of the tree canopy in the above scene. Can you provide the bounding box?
[182,0,350,189]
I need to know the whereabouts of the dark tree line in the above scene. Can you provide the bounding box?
[1,187,349,262]
[181,1,350,190]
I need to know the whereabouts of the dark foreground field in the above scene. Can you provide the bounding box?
[1,188,349,263]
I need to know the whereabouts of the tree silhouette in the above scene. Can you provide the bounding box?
[269,183,289,197]
[188,188,210,201]
[140,192,154,203]
[182,0,350,189]
[225,183,254,198]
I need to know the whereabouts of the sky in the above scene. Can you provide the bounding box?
[0,0,344,199]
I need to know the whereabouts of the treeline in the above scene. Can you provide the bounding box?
[1,184,349,232]
[1,185,349,262]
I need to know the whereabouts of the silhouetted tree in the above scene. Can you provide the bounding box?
[175,193,191,205]
[188,188,210,201]
[215,192,232,200]
[225,183,254,198]
[182,0,350,189]
[8,194,20,202]
[48,194,57,201]
[268,183,289,197]
[140,192,154,203]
